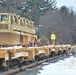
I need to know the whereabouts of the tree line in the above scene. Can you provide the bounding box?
[0,0,76,44]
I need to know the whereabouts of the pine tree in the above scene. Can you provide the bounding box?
[21,0,57,25]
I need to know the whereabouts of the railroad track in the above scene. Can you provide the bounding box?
[0,54,69,75]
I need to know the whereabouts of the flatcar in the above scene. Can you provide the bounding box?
[0,13,73,71]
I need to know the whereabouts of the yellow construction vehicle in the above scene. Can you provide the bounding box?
[0,13,37,46]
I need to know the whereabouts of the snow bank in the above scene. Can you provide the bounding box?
[37,56,76,75]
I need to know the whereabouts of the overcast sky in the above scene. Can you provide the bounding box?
[56,0,76,9]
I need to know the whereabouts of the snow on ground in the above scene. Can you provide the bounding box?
[37,56,76,75]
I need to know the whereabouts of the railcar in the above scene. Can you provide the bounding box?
[0,13,72,71]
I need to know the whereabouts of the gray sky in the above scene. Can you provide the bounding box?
[56,0,76,9]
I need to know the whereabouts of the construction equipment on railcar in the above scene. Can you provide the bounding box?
[0,13,37,47]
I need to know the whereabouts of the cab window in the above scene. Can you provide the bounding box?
[0,15,8,22]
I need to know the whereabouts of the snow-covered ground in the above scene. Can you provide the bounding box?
[37,56,76,75]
